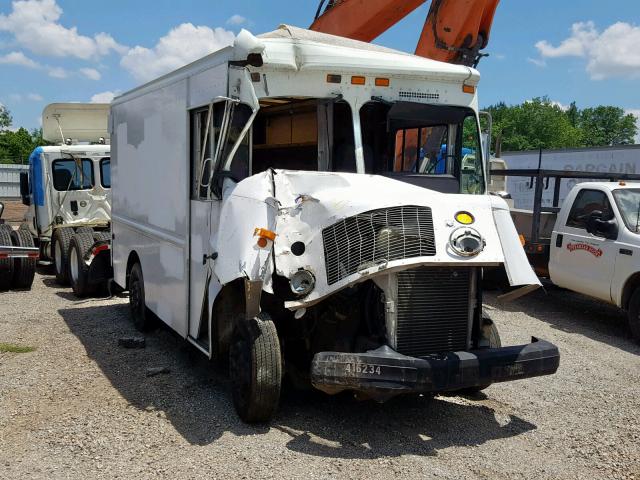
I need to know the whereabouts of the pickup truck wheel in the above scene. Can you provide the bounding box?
[229,313,282,423]
[458,317,502,394]
[129,263,153,331]
[0,224,13,291]
[69,233,96,297]
[627,289,640,342]
[52,228,74,285]
[10,228,36,289]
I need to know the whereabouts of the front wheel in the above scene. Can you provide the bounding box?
[626,288,640,343]
[229,313,282,423]
[129,263,154,331]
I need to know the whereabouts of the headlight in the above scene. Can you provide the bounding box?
[289,270,315,296]
[449,227,485,257]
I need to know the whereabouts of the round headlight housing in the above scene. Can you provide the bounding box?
[289,270,315,296]
[449,227,485,257]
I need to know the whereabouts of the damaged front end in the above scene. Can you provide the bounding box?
[215,169,559,399]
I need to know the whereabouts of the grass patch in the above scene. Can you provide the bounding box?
[0,343,36,353]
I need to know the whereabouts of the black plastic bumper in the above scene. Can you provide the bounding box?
[310,338,559,396]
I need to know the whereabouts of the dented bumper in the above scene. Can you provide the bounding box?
[310,339,559,397]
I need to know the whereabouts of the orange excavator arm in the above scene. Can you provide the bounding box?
[310,0,500,67]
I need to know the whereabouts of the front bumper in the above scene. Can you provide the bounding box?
[311,338,559,397]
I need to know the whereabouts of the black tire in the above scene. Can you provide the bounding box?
[68,233,96,297]
[10,229,36,289]
[626,288,640,343]
[0,224,13,291]
[93,231,110,242]
[76,226,94,236]
[129,263,153,331]
[229,313,282,423]
[52,228,74,285]
[459,316,502,394]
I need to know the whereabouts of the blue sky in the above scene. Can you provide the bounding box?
[0,0,639,137]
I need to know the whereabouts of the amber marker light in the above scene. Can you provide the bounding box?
[351,75,366,85]
[375,78,390,87]
[455,211,474,225]
[326,74,342,84]
[462,84,476,94]
[254,227,276,248]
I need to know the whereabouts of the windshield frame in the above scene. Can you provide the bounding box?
[358,100,485,194]
[612,188,640,233]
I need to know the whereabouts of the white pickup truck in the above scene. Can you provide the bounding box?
[504,169,640,341]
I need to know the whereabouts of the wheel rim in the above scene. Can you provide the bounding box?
[54,240,62,273]
[70,247,79,283]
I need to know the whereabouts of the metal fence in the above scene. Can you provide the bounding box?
[0,164,28,199]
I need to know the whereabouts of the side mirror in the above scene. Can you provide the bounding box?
[586,210,618,240]
[19,172,31,206]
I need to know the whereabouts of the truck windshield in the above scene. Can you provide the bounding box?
[359,101,484,194]
[613,189,640,233]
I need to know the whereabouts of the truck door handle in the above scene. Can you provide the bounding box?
[555,234,563,248]
[620,248,632,256]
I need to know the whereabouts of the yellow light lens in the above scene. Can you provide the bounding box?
[351,75,366,85]
[462,84,476,94]
[375,77,390,87]
[455,211,474,225]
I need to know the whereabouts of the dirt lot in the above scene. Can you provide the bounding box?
[1,272,639,479]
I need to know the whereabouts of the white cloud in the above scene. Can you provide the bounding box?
[551,101,569,111]
[226,14,247,26]
[80,67,101,80]
[527,57,546,68]
[90,91,118,103]
[535,21,640,80]
[121,23,235,82]
[0,0,127,60]
[27,93,43,101]
[626,109,640,144]
[47,66,67,78]
[0,50,39,68]
[9,93,22,102]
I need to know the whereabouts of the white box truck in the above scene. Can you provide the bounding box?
[110,26,559,422]
[18,103,112,293]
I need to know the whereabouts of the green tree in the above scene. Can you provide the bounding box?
[0,128,51,164]
[0,104,12,130]
[579,106,637,146]
[487,97,582,152]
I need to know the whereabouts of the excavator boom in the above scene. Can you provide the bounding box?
[311,0,500,67]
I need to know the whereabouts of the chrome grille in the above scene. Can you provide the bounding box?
[322,206,436,285]
[395,267,472,357]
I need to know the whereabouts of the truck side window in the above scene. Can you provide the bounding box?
[100,158,111,188]
[566,189,614,229]
[52,158,94,191]
[190,104,222,200]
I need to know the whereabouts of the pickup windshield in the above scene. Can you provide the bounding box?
[359,101,484,194]
[613,188,640,233]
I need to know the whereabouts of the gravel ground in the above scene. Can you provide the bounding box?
[1,272,639,479]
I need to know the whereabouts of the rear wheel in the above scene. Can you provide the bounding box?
[129,263,153,331]
[626,288,640,343]
[229,313,282,423]
[76,226,94,236]
[52,228,74,285]
[10,229,36,289]
[0,224,13,291]
[93,231,110,242]
[69,233,96,297]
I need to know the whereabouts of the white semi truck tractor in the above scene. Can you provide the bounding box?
[17,103,112,294]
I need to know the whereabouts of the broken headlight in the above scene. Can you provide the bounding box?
[289,269,315,297]
[449,227,485,257]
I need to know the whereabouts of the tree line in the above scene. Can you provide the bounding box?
[485,97,638,153]
[0,104,50,164]
[1,99,638,164]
